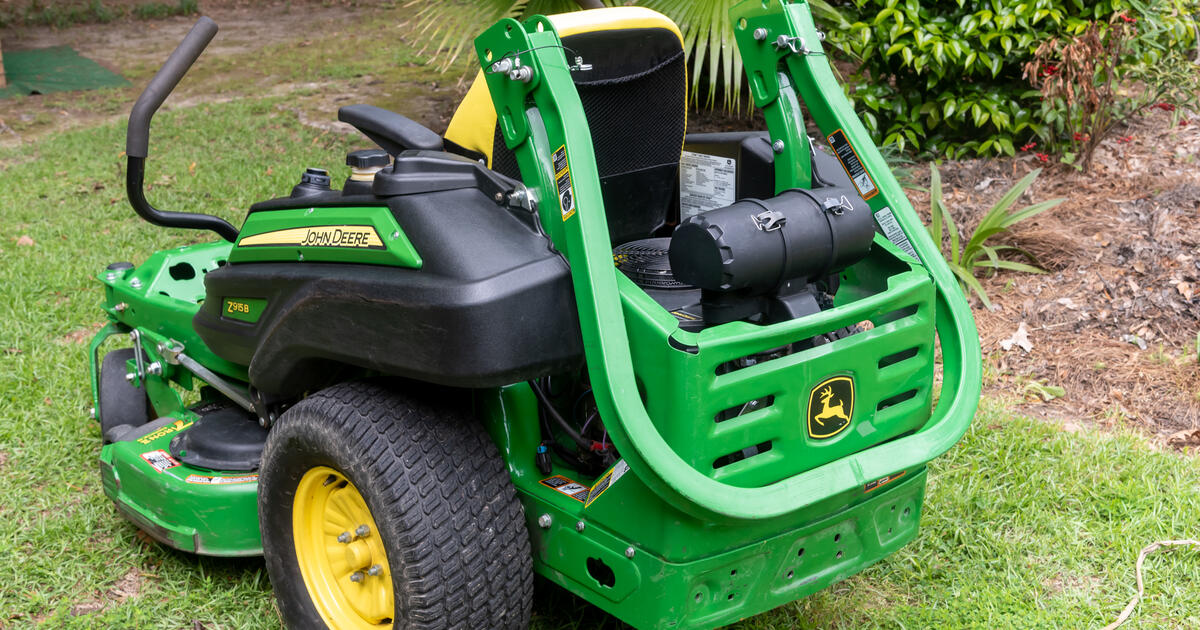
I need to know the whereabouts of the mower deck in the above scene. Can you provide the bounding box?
[99,411,261,556]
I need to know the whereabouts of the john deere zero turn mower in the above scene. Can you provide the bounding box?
[89,1,982,627]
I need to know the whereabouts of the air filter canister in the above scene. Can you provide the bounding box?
[669,187,874,293]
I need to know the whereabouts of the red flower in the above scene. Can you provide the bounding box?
[1119,14,1137,23]
[1154,102,1176,112]
[1040,64,1059,77]
[1118,135,1134,143]
[1035,153,1050,163]
[1072,132,1089,142]
[1020,142,1037,151]
[1182,119,1191,127]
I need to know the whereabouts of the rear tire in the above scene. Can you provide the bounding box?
[258,380,533,629]
[98,348,152,442]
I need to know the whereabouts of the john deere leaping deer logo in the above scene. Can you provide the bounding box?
[807,375,854,439]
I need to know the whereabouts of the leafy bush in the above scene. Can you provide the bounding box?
[830,0,1199,158]
[132,0,198,20]
[1026,14,1200,170]
[926,165,1063,308]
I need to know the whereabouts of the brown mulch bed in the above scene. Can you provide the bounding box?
[904,108,1200,448]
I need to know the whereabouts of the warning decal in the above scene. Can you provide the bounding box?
[679,151,737,219]
[540,475,589,502]
[873,206,921,263]
[583,460,630,508]
[140,449,179,473]
[186,474,259,485]
[136,419,193,445]
[552,145,576,221]
[864,471,906,493]
[826,129,879,201]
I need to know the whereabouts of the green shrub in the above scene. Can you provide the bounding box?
[829,0,1199,158]
[132,0,198,20]
[1027,14,1200,170]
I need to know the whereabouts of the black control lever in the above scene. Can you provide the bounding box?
[125,17,239,242]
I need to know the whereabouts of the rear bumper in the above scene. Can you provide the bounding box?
[527,467,926,630]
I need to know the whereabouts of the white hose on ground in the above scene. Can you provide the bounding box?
[1100,539,1200,630]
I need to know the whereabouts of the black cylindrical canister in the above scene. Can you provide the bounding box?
[669,187,874,293]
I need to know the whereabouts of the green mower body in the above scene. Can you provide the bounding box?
[89,1,982,628]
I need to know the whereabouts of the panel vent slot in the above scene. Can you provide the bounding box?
[877,389,918,411]
[878,347,919,369]
[715,395,775,423]
[713,441,773,469]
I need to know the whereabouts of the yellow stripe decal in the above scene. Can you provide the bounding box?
[238,225,385,249]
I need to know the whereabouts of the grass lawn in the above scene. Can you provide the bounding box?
[1,8,1198,625]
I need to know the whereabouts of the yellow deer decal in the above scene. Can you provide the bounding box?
[812,386,849,426]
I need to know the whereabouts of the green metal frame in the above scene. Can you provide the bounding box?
[473,0,980,522]
[470,0,981,626]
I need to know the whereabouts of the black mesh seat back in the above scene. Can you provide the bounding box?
[489,26,687,244]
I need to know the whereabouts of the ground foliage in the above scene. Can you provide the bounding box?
[830,0,1200,158]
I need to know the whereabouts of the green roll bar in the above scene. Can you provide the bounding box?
[473,0,981,522]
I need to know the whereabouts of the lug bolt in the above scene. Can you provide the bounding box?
[538,514,552,529]
[114,302,128,312]
[575,521,586,532]
[753,27,768,41]
[772,139,786,154]
[625,546,636,559]
[350,571,364,583]
[129,278,142,289]
[355,525,370,537]
[337,532,351,544]
[367,564,383,577]
[125,373,136,382]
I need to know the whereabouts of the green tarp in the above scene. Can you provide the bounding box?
[0,45,129,99]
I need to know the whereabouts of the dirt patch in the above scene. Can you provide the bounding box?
[908,107,1200,446]
[57,322,104,345]
[0,1,403,146]
[69,566,145,616]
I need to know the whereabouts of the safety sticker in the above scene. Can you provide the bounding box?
[140,449,179,473]
[540,475,589,502]
[186,474,259,485]
[552,145,576,221]
[826,129,878,201]
[679,151,737,219]
[583,460,630,508]
[872,207,921,263]
[136,419,193,445]
[864,471,906,493]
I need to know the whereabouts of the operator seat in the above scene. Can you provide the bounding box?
[443,8,687,245]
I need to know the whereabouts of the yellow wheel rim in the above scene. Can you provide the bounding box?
[294,466,394,629]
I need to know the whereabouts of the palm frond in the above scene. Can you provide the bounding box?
[405,0,847,113]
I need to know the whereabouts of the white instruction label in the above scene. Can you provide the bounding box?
[680,151,737,219]
[873,207,921,263]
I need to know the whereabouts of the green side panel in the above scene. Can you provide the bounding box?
[96,240,248,382]
[98,411,262,557]
[229,206,421,267]
[220,297,268,323]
